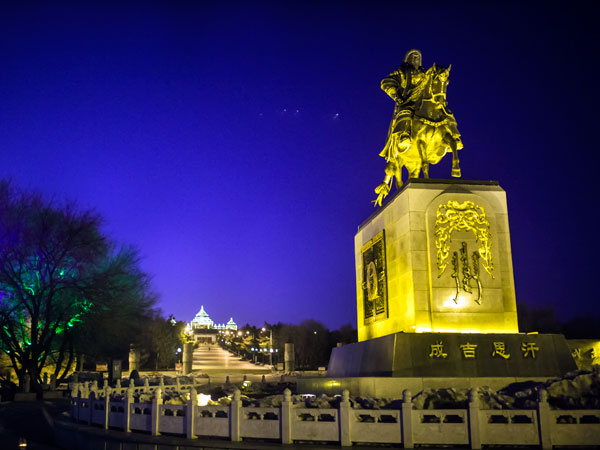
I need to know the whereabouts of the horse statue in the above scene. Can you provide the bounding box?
[374,63,462,207]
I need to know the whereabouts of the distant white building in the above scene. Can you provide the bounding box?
[189,306,237,344]
[190,305,237,330]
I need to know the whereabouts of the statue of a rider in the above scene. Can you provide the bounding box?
[380,49,428,158]
[374,50,463,206]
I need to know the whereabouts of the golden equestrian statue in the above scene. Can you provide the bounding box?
[374,50,463,207]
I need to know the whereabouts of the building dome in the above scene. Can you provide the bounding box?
[226,317,237,330]
[189,306,237,331]
[190,305,214,329]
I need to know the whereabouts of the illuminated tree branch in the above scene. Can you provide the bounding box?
[0,180,156,393]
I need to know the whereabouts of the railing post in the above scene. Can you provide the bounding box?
[77,390,84,423]
[88,391,95,425]
[81,382,89,400]
[468,387,481,449]
[401,389,413,449]
[144,377,150,393]
[281,388,292,444]
[70,381,79,398]
[124,386,133,432]
[230,388,241,441]
[152,387,162,436]
[537,389,552,450]
[339,389,352,446]
[115,379,121,392]
[104,386,111,430]
[72,383,80,421]
[82,383,90,421]
[187,387,197,439]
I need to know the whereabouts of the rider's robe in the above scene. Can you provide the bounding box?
[379,62,427,161]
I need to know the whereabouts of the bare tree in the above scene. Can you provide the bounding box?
[0,181,155,392]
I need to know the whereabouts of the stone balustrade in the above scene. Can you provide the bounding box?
[69,377,211,399]
[69,383,600,448]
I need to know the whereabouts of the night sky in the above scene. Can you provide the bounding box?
[1,2,596,330]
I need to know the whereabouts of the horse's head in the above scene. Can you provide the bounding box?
[428,63,451,103]
[415,63,451,120]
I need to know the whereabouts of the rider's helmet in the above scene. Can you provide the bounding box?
[404,49,422,68]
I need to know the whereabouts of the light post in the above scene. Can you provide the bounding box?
[262,327,273,367]
[184,325,193,343]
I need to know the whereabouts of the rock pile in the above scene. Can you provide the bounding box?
[96,366,600,410]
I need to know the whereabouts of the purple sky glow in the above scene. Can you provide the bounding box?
[1,2,596,329]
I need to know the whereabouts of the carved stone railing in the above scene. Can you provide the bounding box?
[69,385,600,448]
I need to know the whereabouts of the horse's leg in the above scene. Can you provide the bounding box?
[409,166,420,178]
[449,139,461,177]
[406,160,420,179]
[416,138,428,179]
[394,161,404,189]
[451,149,461,177]
[443,133,461,177]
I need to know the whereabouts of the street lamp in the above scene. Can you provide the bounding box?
[262,327,273,367]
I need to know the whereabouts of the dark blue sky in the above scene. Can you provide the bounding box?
[1,2,596,329]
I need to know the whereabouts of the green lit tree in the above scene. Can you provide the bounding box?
[0,181,155,392]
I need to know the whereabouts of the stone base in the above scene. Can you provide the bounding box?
[43,390,65,399]
[13,392,37,402]
[355,179,519,341]
[298,375,551,397]
[567,339,600,371]
[327,332,576,378]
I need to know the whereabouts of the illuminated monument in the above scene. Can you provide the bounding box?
[190,305,237,330]
[327,50,575,380]
[188,306,237,344]
[357,183,518,340]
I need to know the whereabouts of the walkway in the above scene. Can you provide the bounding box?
[192,345,271,375]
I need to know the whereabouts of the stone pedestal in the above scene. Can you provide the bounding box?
[327,332,576,378]
[326,178,577,384]
[356,179,518,341]
[110,360,122,383]
[284,343,295,372]
[182,342,193,375]
[129,345,140,372]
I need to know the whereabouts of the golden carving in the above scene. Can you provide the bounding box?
[459,342,478,358]
[429,341,448,358]
[521,342,540,358]
[492,342,511,359]
[366,261,379,300]
[450,242,483,304]
[435,200,493,278]
[361,231,388,323]
[374,50,463,207]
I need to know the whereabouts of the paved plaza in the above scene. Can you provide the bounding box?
[192,345,271,374]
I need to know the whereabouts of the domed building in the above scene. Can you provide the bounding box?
[189,306,237,343]
[190,305,213,329]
